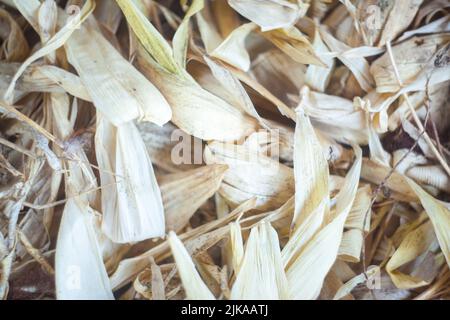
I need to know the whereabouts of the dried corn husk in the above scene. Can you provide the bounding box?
[250,49,306,107]
[65,19,172,126]
[168,231,215,300]
[407,165,450,193]
[197,7,256,72]
[55,133,112,299]
[115,0,180,74]
[4,0,95,103]
[377,0,424,46]
[231,221,289,299]
[159,164,228,232]
[229,221,244,274]
[338,185,371,262]
[204,141,294,211]
[406,178,450,268]
[292,110,329,233]
[370,34,450,93]
[137,49,258,141]
[297,86,368,144]
[55,199,114,300]
[305,25,335,92]
[172,0,204,70]
[227,0,307,32]
[361,159,418,202]
[137,121,199,173]
[386,220,437,289]
[95,116,165,243]
[319,26,374,92]
[285,145,362,299]
[262,27,325,67]
[109,198,257,290]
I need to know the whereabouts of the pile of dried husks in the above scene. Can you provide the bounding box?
[0,0,449,300]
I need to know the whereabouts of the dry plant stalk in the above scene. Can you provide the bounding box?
[0,0,449,301]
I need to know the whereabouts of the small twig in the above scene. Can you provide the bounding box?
[0,154,23,177]
[23,181,118,210]
[0,102,61,148]
[430,118,445,158]
[0,136,36,159]
[17,230,54,275]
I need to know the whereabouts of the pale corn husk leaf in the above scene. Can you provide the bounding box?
[285,146,362,300]
[0,63,52,102]
[377,0,424,46]
[263,27,325,67]
[370,34,450,93]
[407,165,450,193]
[221,60,297,120]
[168,231,215,300]
[250,49,305,107]
[11,0,40,32]
[354,97,392,165]
[95,116,165,243]
[203,56,267,126]
[54,98,114,300]
[172,0,204,69]
[137,121,200,173]
[65,19,172,127]
[386,221,435,289]
[319,26,374,92]
[204,141,294,211]
[406,178,450,267]
[392,149,428,175]
[159,164,228,232]
[229,221,244,274]
[398,16,450,42]
[333,266,380,300]
[365,62,450,114]
[36,65,91,102]
[115,0,180,74]
[3,0,95,103]
[209,23,256,72]
[292,110,329,233]
[195,5,222,52]
[0,63,88,101]
[337,229,364,264]
[231,221,289,299]
[343,184,371,231]
[197,7,256,71]
[338,184,371,263]
[228,0,306,32]
[297,86,368,144]
[55,199,114,300]
[38,0,58,47]
[282,200,328,268]
[137,48,258,142]
[305,26,335,92]
[367,120,391,166]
